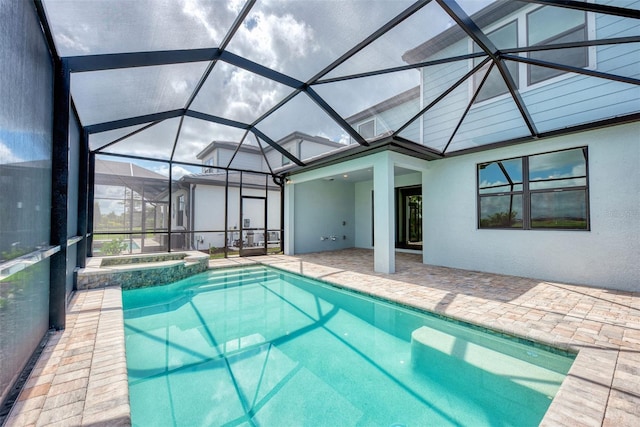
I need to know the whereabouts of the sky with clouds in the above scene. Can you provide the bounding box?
[23,0,633,179]
[0,140,23,165]
[479,148,588,220]
[0,130,52,166]
[480,148,586,190]
[39,0,497,172]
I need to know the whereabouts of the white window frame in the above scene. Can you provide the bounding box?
[472,19,519,103]
[469,5,596,104]
[358,119,376,139]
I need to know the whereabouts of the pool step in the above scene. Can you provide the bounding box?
[410,325,570,401]
[189,271,281,292]
[124,271,281,313]
[186,266,271,285]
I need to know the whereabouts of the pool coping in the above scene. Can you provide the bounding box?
[5,251,639,426]
[4,286,130,426]
[247,253,639,426]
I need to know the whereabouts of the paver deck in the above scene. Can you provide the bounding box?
[6,249,639,426]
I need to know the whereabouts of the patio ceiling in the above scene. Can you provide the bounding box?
[38,0,640,171]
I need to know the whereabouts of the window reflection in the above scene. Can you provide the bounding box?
[529,148,587,190]
[471,6,589,103]
[531,190,587,229]
[478,158,523,194]
[527,7,588,85]
[478,147,588,230]
[358,120,375,139]
[479,194,523,228]
[474,21,518,102]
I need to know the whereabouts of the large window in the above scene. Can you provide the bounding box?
[358,119,375,139]
[527,7,588,85]
[203,157,215,173]
[474,21,519,102]
[478,147,588,230]
[473,6,588,102]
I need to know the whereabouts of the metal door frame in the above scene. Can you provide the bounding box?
[239,195,267,257]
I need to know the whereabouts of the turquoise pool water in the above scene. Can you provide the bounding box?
[123,266,574,427]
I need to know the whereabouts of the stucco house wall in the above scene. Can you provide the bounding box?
[288,121,638,291]
[421,122,639,292]
[292,179,356,254]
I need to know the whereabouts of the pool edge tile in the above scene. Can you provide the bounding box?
[5,286,132,427]
[7,250,639,426]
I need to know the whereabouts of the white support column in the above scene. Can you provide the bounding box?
[373,153,395,273]
[284,180,295,255]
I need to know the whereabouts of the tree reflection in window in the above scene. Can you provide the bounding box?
[478,147,588,230]
[478,158,523,228]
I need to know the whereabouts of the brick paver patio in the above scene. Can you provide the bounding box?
[6,249,639,426]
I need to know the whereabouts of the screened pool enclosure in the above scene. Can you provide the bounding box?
[1,0,639,416]
[36,0,640,256]
[39,0,640,259]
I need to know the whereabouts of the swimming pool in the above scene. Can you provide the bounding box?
[123,265,575,426]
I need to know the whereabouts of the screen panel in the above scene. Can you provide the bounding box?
[43,0,237,56]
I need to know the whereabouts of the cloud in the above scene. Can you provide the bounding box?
[0,140,24,164]
[528,149,587,189]
[171,80,189,94]
[529,149,585,173]
[228,8,319,74]
[338,134,351,145]
[55,1,436,156]
[45,0,235,55]
[173,117,250,162]
[458,0,496,15]
[531,190,587,220]
[98,119,179,160]
[94,184,127,200]
[227,0,245,15]
[227,68,283,121]
[94,199,125,216]
[55,0,502,166]
[154,164,193,180]
[479,193,522,220]
[325,0,460,79]
[56,32,91,54]
[479,179,515,189]
[94,116,251,166]
[193,63,293,124]
[182,0,222,41]
[256,92,349,144]
[315,130,350,146]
